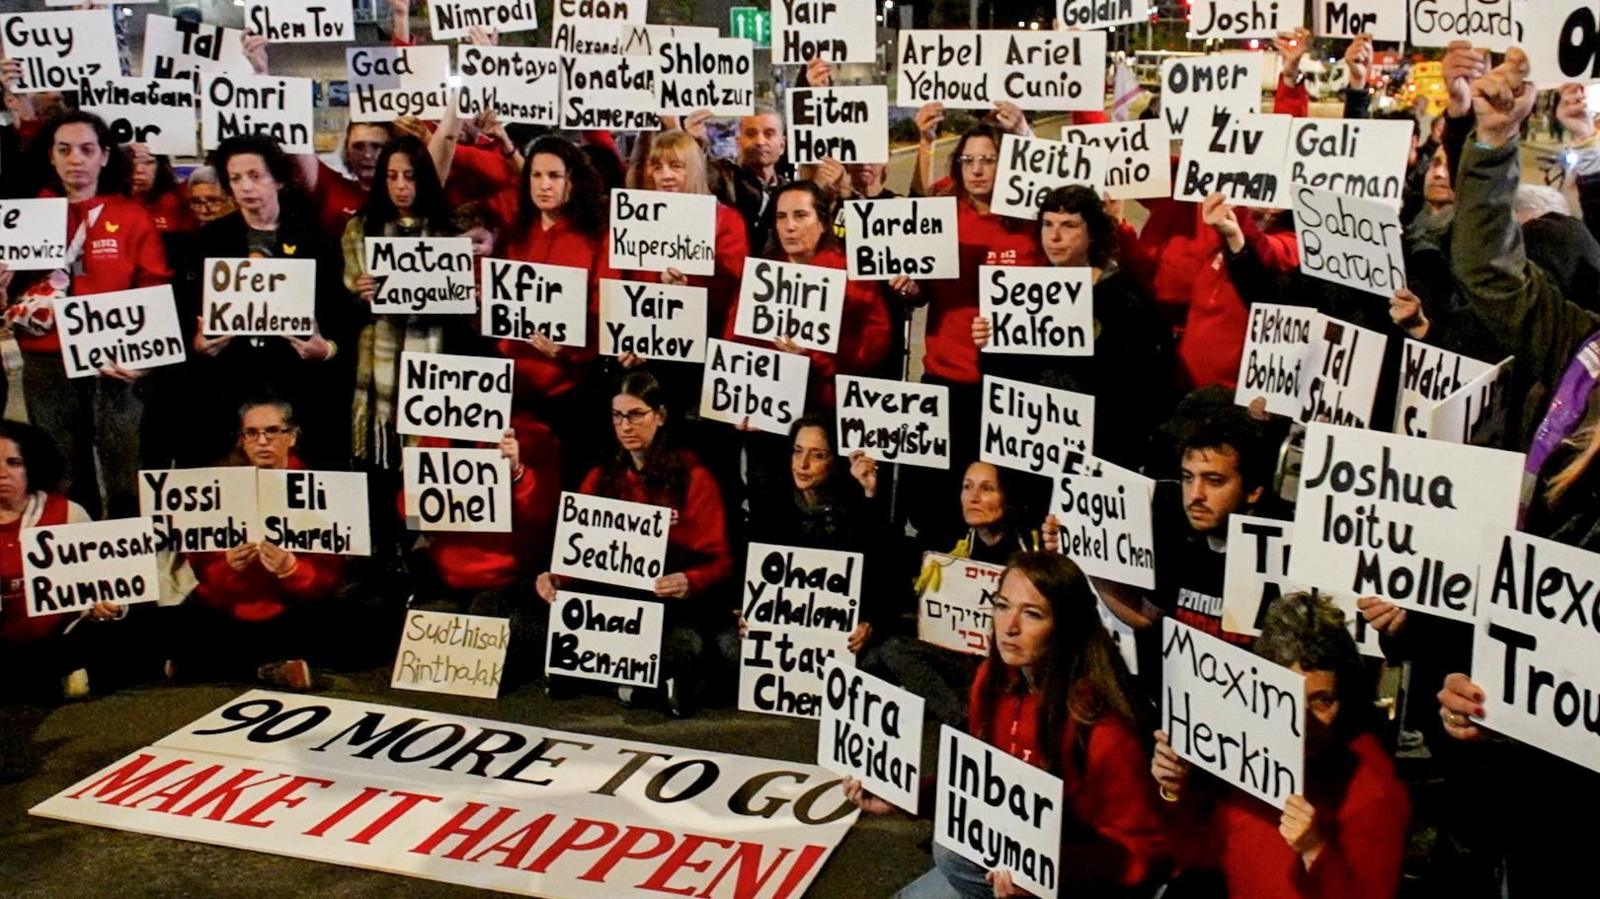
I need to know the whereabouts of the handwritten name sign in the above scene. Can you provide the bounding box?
[1059,119,1174,200]
[836,375,951,470]
[1057,0,1149,29]
[846,197,960,281]
[455,45,560,125]
[1176,110,1293,208]
[367,237,476,314]
[54,286,186,379]
[1299,313,1388,428]
[552,491,671,592]
[23,517,160,617]
[818,663,924,813]
[772,0,876,64]
[1219,515,1381,656]
[658,36,754,116]
[430,0,541,41]
[896,29,1108,112]
[1160,53,1262,137]
[0,10,119,94]
[1428,356,1515,447]
[1188,0,1305,40]
[599,279,707,363]
[201,74,314,153]
[0,198,67,271]
[1293,186,1406,297]
[245,1,353,44]
[202,258,316,337]
[739,543,863,719]
[79,78,199,157]
[1409,0,1516,51]
[787,86,890,166]
[559,54,659,131]
[608,189,717,277]
[699,338,810,435]
[934,726,1064,897]
[980,375,1095,477]
[1394,340,1493,438]
[347,46,451,123]
[255,470,371,556]
[391,610,510,699]
[1315,0,1406,41]
[402,447,511,534]
[546,591,665,688]
[481,259,589,346]
[140,15,251,86]
[917,552,1003,656]
[139,467,257,554]
[1235,304,1317,418]
[397,352,514,445]
[993,134,1107,219]
[1287,118,1414,210]
[1050,455,1156,589]
[735,259,846,354]
[979,265,1094,356]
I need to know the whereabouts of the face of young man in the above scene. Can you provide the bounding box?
[1180,445,1262,534]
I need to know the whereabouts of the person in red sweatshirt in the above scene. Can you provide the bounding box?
[1152,593,1410,899]
[847,552,1169,897]
[2,111,172,519]
[128,144,196,240]
[166,399,343,692]
[535,372,733,718]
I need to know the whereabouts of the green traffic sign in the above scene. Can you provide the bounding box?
[730,6,772,49]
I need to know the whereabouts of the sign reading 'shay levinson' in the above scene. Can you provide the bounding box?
[1219,514,1381,656]
[255,469,370,556]
[1187,0,1305,39]
[78,78,198,157]
[735,259,846,354]
[981,375,1095,477]
[846,197,960,281]
[559,53,659,131]
[139,468,257,554]
[1162,619,1305,808]
[1059,119,1174,200]
[54,286,186,380]
[1050,455,1156,589]
[366,237,476,314]
[244,0,353,43]
[992,134,1108,220]
[1160,53,1262,137]
[1315,0,1406,41]
[391,610,509,700]
[894,29,1108,112]
[1236,303,1317,418]
[1293,186,1406,297]
[481,259,589,346]
[934,726,1064,897]
[1057,0,1150,29]
[657,36,754,116]
[740,543,862,719]
[1408,0,1516,50]
[1394,340,1494,438]
[608,189,716,277]
[979,265,1094,356]
[347,46,451,123]
[786,86,890,165]
[430,0,541,41]
[396,352,513,445]
[599,279,707,362]
[0,10,118,94]
[1428,356,1514,447]
[772,0,875,63]
[836,375,951,470]
[1300,313,1388,428]
[546,591,666,688]
[1473,528,1600,774]
[31,691,857,899]
[1287,118,1414,210]
[201,257,316,337]
[141,15,251,86]
[454,45,560,125]
[818,663,924,813]
[699,338,810,435]
[551,491,671,592]
[201,74,314,153]
[401,447,511,534]
[1175,111,1293,208]
[0,198,67,271]
[22,517,160,618]
[1290,423,1523,622]
[917,552,1003,656]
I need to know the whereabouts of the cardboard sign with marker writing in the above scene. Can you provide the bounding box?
[1428,356,1514,447]
[917,552,1003,656]
[735,259,846,354]
[1409,0,1517,50]
[481,259,589,347]
[430,0,541,41]
[23,517,161,618]
[787,86,890,166]
[846,197,960,281]
[1187,0,1305,40]
[836,375,951,470]
[454,45,561,126]
[244,1,354,44]
[1050,455,1156,589]
[1293,185,1406,298]
[1235,303,1317,419]
[396,352,514,445]
[552,16,627,54]
[1160,53,1262,137]
[818,663,925,814]
[608,189,717,277]
[699,338,810,435]
[739,543,863,720]
[0,10,119,95]
[772,0,876,64]
[551,491,671,592]
[992,134,1108,220]
[1175,111,1293,209]
[552,0,647,26]
[1058,0,1149,29]
[347,46,452,124]
[79,78,199,157]
[1059,119,1174,201]
[896,29,1107,112]
[402,447,511,534]
[658,36,754,116]
[934,726,1064,897]
[255,470,371,557]
[979,265,1095,357]
[367,237,477,315]
[981,375,1096,477]
[391,610,510,700]
[1314,0,1406,41]
[559,54,659,132]
[599,279,707,363]
[140,15,252,86]
[54,286,186,380]
[1287,118,1414,210]
[139,467,258,554]
[201,74,315,153]
[1219,514,1382,657]
[1527,2,1600,85]
[0,198,67,271]
[1394,340,1493,438]
[545,591,665,688]
[1299,313,1388,428]
[201,258,317,338]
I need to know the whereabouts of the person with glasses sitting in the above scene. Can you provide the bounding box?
[163,398,343,692]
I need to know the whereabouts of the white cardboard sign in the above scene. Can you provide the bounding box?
[1428,356,1515,447]
[138,467,258,554]
[1235,303,1317,418]
[79,78,199,157]
[608,189,717,277]
[244,1,354,43]
[481,258,590,347]
[545,591,666,688]
[846,197,960,281]
[396,352,515,445]
[22,517,160,617]
[559,54,660,132]
[787,86,890,166]
[0,10,119,94]
[699,338,810,435]
[1315,0,1407,41]
[1287,118,1415,210]
[1409,0,1517,50]
[0,198,68,272]
[255,470,371,556]
[391,610,510,699]
[54,286,186,380]
[430,0,541,41]
[1057,0,1149,29]
[1527,2,1600,85]
[1175,111,1293,209]
[658,36,755,116]
[200,74,314,154]
[979,265,1095,356]
[1188,0,1305,39]
[738,543,863,720]
[895,30,1108,112]
[347,46,452,123]
[1293,185,1407,298]
[735,259,846,354]
[1049,455,1156,589]
[140,15,251,86]
[980,375,1096,477]
[401,447,512,534]
[934,726,1064,897]
[836,375,951,470]
[367,237,477,315]
[454,45,561,125]
[1160,53,1262,137]
[599,279,707,363]
[1058,119,1174,201]
[992,134,1108,219]
[916,552,1003,656]
[1394,340,1493,438]
[551,491,671,592]
[818,662,925,814]
[1299,312,1389,428]
[201,257,317,338]
[772,0,877,64]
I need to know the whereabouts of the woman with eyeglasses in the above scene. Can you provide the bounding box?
[185,166,237,225]
[534,372,732,717]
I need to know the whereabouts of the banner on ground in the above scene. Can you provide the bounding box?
[139,467,258,554]
[934,725,1063,897]
[599,280,707,363]
[551,491,671,592]
[402,447,512,534]
[739,543,862,720]
[818,662,924,814]
[391,610,510,700]
[545,591,665,688]
[735,259,846,354]
[79,78,199,157]
[845,197,960,281]
[481,259,589,347]
[992,134,1108,219]
[916,552,1004,656]
[699,338,810,435]
[255,469,370,556]
[836,375,951,470]
[608,189,717,277]
[54,286,186,379]
[980,375,1095,477]
[22,516,160,617]
[201,74,314,153]
[201,257,317,337]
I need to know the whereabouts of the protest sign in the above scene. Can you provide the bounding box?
[979,265,1094,356]
[1473,527,1600,773]
[992,134,1108,219]
[917,552,1004,656]
[1219,515,1382,656]
[32,691,856,899]
[45,0,158,6]
[0,198,67,271]
[1428,356,1514,447]
[54,286,186,379]
[1527,2,1600,85]
[0,10,118,94]
[1314,0,1406,40]
[244,1,353,43]
[1293,186,1406,297]
[551,491,671,592]
[22,517,160,618]
[201,74,314,153]
[454,45,560,125]
[1409,0,1517,50]
[622,24,722,56]
[1058,0,1149,29]
[430,0,541,40]
[201,257,317,337]
[546,591,665,688]
[1058,119,1174,200]
[402,447,511,534]
[658,36,754,116]
[980,375,1095,477]
[1175,111,1293,208]
[1188,0,1305,39]
[836,375,951,470]
[391,610,510,700]
[553,0,647,25]
[1091,581,1141,674]
[79,78,198,156]
[1290,422,1523,622]
[818,663,924,813]
[934,726,1064,897]
[140,15,251,86]
[139,467,257,554]
[786,86,890,165]
[1299,313,1388,428]
[846,197,960,281]
[1235,303,1317,418]
[772,0,876,64]
[735,259,845,354]
[699,338,810,435]
[896,30,1106,111]
[599,279,707,363]
[366,237,477,314]
[559,53,659,131]
[552,16,627,54]
[255,469,371,556]
[739,543,862,719]
[1160,53,1262,137]
[1287,118,1414,209]
[1162,619,1305,807]
[1050,455,1156,589]
[608,189,717,277]
[347,46,451,123]
[396,352,514,445]
[1394,340,1493,438]
[481,258,589,347]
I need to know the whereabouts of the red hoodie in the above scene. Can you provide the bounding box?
[1175,207,1299,391]
[578,456,733,597]
[922,198,1044,384]
[312,160,370,241]
[1,493,80,646]
[622,202,751,338]
[495,217,616,403]
[140,188,196,235]
[721,245,891,409]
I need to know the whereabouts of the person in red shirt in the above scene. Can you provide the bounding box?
[848,552,1168,897]
[1152,593,1409,899]
[128,144,196,238]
